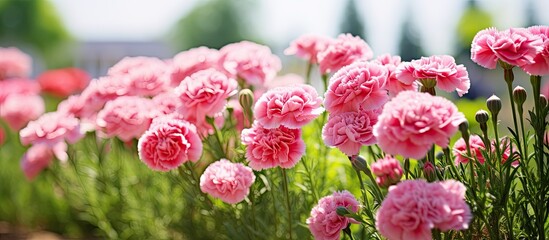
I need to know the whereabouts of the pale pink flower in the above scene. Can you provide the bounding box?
[371,156,403,188]
[521,26,549,75]
[322,108,380,156]
[470,27,501,69]
[0,47,32,80]
[152,91,183,115]
[19,111,82,146]
[168,47,220,87]
[471,27,543,69]
[307,191,360,240]
[284,34,333,63]
[96,96,156,142]
[452,135,486,165]
[0,78,41,104]
[396,55,470,96]
[175,69,238,121]
[241,121,305,170]
[108,56,168,97]
[494,137,519,167]
[374,54,416,96]
[264,73,305,89]
[218,41,282,86]
[0,94,44,130]
[254,84,323,129]
[324,61,388,114]
[376,180,471,240]
[20,144,54,181]
[200,159,256,204]
[138,117,202,171]
[73,77,129,119]
[318,33,373,74]
[373,91,466,159]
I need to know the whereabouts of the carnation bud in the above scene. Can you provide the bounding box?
[336,206,351,216]
[513,86,527,106]
[423,161,435,179]
[459,121,469,140]
[475,110,489,124]
[486,95,502,117]
[349,155,370,175]
[239,89,255,126]
[540,94,548,109]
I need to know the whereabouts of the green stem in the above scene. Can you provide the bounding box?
[504,69,522,155]
[355,169,370,222]
[530,75,546,240]
[207,117,227,158]
[281,168,293,240]
[517,105,528,161]
[305,61,313,85]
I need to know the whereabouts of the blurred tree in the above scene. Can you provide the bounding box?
[456,0,493,52]
[169,0,257,51]
[398,13,424,62]
[525,0,538,27]
[0,0,73,69]
[339,0,365,40]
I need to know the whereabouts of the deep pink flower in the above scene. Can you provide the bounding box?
[96,96,156,142]
[471,27,543,69]
[376,180,471,240]
[19,111,82,146]
[317,33,373,74]
[324,61,388,114]
[284,34,332,63]
[521,26,549,75]
[396,55,470,96]
[138,117,203,171]
[168,47,220,87]
[0,94,44,130]
[200,159,256,204]
[0,47,32,80]
[307,191,360,240]
[373,91,466,159]
[0,78,41,104]
[371,156,403,188]
[374,54,416,96]
[218,41,281,86]
[494,137,519,167]
[37,68,90,97]
[453,135,486,165]
[241,121,305,170]
[175,68,238,122]
[108,56,169,97]
[254,84,323,129]
[322,108,380,156]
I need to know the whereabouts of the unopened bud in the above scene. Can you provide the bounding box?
[423,161,435,179]
[486,95,502,117]
[459,121,469,139]
[540,94,547,109]
[513,86,527,106]
[239,89,254,111]
[336,206,351,216]
[349,155,370,175]
[475,110,489,124]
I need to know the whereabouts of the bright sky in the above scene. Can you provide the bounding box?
[50,0,549,55]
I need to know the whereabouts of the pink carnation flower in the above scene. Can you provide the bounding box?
[219,41,281,86]
[396,55,470,96]
[324,61,388,114]
[37,68,90,97]
[0,78,41,104]
[19,111,82,146]
[371,156,403,188]
[175,68,238,121]
[495,137,519,167]
[521,26,549,75]
[138,117,203,171]
[20,144,54,181]
[241,122,305,170]
[1,94,44,130]
[376,180,471,240]
[199,159,256,204]
[152,91,183,115]
[318,33,373,74]
[96,96,156,142]
[373,91,466,159]
[471,27,543,69]
[72,77,129,119]
[108,56,168,97]
[307,191,360,240]
[168,47,220,87]
[374,54,416,96]
[452,135,486,165]
[254,84,324,129]
[0,47,32,80]
[284,34,332,63]
[322,108,380,156]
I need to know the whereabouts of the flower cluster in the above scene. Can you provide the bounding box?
[307,191,360,240]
